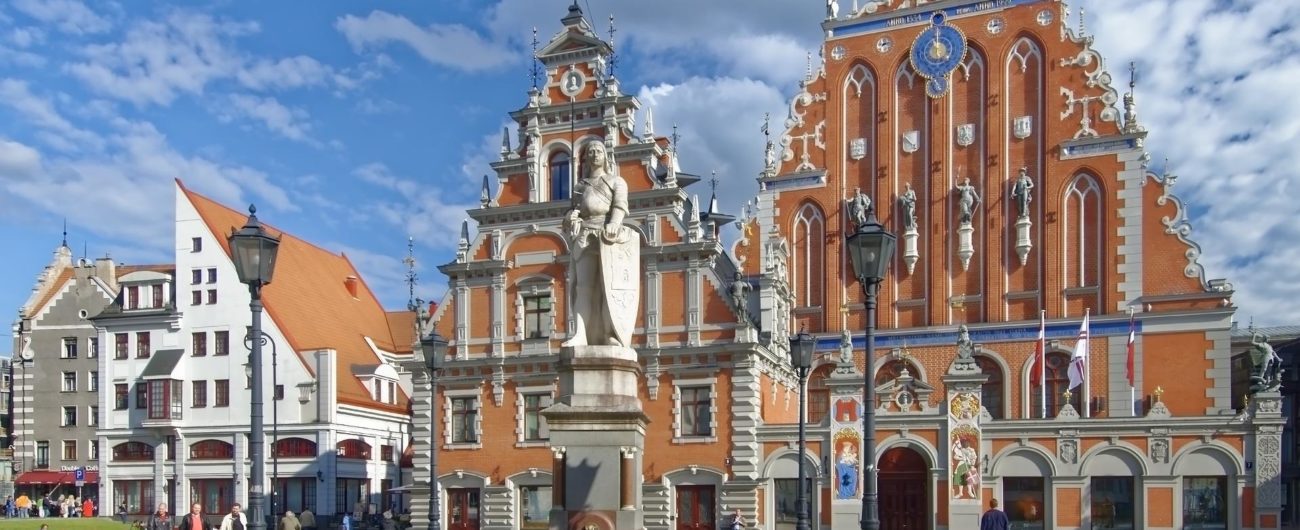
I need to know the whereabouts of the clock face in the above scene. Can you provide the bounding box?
[908,13,967,98]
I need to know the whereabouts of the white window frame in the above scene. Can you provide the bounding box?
[89,439,99,460]
[88,370,98,392]
[88,405,99,427]
[515,277,556,355]
[61,405,77,427]
[61,439,77,461]
[672,377,719,444]
[443,388,484,450]
[61,337,77,359]
[514,384,556,448]
[62,371,77,393]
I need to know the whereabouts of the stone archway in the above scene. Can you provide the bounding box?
[878,446,929,530]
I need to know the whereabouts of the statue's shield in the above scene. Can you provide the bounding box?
[600,231,641,346]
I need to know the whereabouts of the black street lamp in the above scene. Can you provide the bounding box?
[229,204,281,530]
[788,329,816,530]
[420,329,447,530]
[845,207,895,530]
[246,331,279,519]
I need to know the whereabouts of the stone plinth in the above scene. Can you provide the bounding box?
[543,345,647,530]
[944,356,989,530]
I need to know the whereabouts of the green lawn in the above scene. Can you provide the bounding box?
[0,518,135,530]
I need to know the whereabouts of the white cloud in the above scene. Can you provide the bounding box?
[64,10,370,108]
[355,97,406,115]
[0,138,42,176]
[10,0,111,35]
[220,94,316,144]
[9,26,46,48]
[0,79,104,152]
[353,162,478,251]
[335,10,515,71]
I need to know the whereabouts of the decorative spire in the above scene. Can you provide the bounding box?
[643,107,655,140]
[687,194,702,242]
[61,218,68,248]
[805,52,813,82]
[670,123,680,151]
[708,171,720,214]
[480,174,492,208]
[500,126,512,159]
[1078,6,1086,36]
[530,27,540,90]
[403,236,418,312]
[607,14,617,79]
[1122,61,1145,134]
[456,220,471,263]
[562,0,585,26]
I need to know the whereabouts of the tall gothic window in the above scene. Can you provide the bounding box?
[1063,174,1102,289]
[792,203,825,308]
[974,356,1004,419]
[549,151,571,201]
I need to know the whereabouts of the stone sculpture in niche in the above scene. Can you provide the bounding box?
[1011,167,1034,219]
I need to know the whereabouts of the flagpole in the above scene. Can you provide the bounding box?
[1039,310,1047,419]
[1083,308,1091,419]
[1128,307,1137,416]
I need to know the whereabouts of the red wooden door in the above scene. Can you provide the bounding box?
[447,488,480,530]
[675,485,716,530]
[879,447,929,530]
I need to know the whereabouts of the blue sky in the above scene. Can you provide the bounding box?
[1,0,1297,353]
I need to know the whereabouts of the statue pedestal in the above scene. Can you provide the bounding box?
[902,227,920,275]
[956,223,974,271]
[544,345,646,530]
[1014,216,1033,265]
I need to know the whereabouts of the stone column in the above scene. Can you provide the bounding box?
[943,347,988,530]
[1253,391,1285,529]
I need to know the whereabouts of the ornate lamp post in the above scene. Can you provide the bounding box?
[788,329,817,530]
[420,330,447,530]
[229,205,281,530]
[845,207,895,530]
[246,333,279,519]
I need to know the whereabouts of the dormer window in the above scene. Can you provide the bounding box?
[356,364,401,406]
[549,151,571,200]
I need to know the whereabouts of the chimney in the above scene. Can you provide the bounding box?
[95,257,117,292]
[344,275,359,298]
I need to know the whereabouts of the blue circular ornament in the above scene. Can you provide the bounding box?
[909,12,967,98]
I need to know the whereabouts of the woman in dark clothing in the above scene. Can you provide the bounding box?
[147,503,175,530]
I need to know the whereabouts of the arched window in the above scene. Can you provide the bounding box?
[189,440,234,460]
[974,356,1004,419]
[112,441,154,462]
[792,203,825,308]
[1063,175,1102,288]
[275,437,318,458]
[1032,351,1083,418]
[549,151,571,201]
[336,439,371,460]
[807,364,835,424]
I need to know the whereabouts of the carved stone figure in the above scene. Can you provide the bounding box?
[562,142,640,348]
[848,187,871,230]
[839,329,853,365]
[1150,439,1169,463]
[955,325,975,360]
[1011,167,1034,219]
[729,272,751,322]
[764,141,776,171]
[955,177,981,225]
[899,183,918,231]
[1249,332,1284,392]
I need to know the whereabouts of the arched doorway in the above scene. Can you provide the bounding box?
[879,447,928,530]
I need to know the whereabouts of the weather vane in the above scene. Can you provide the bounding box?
[404,236,418,312]
[530,27,541,89]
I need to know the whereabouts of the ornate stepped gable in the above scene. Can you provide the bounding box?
[762,0,1226,334]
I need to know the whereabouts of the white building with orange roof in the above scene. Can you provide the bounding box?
[93,181,417,526]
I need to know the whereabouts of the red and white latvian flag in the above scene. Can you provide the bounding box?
[1067,312,1090,390]
[1126,314,1136,387]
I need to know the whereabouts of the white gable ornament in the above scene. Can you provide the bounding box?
[955,124,975,147]
[1013,116,1033,140]
[901,130,920,154]
[850,138,867,160]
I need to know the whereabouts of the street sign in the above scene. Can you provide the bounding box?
[74,467,86,481]
[75,480,85,487]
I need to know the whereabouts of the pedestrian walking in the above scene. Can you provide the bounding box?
[148,503,175,530]
[178,503,209,530]
[980,498,1010,530]
[298,509,315,530]
[219,503,247,530]
[279,510,302,530]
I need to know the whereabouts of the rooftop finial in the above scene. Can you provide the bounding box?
[805,52,813,82]
[1078,6,1086,35]
[530,27,540,89]
[671,123,680,150]
[1122,61,1144,134]
[607,14,617,79]
[61,218,68,248]
[403,236,418,312]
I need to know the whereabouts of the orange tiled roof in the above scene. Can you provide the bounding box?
[385,311,416,355]
[178,180,413,413]
[23,268,73,319]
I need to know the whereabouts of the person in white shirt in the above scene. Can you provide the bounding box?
[219,503,247,530]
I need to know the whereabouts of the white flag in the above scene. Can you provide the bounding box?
[1067,312,1090,390]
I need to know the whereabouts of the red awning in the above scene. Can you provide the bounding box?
[15,470,100,485]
